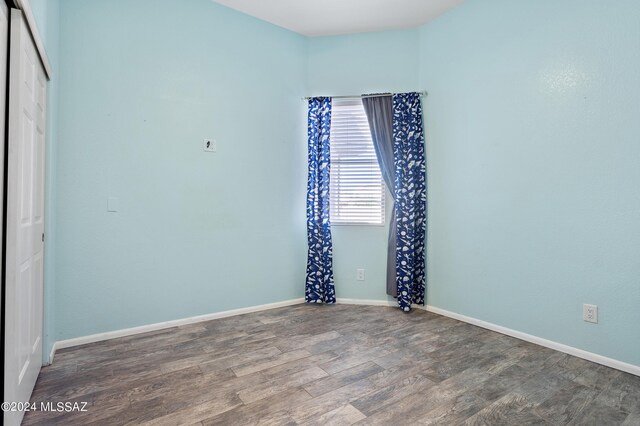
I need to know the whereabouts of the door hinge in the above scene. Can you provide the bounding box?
[42,233,44,242]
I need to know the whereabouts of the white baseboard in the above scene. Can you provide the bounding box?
[336,298,398,307]
[335,298,428,310]
[47,343,56,366]
[425,305,640,377]
[49,298,305,364]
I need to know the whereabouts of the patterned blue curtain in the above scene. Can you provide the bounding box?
[305,97,336,304]
[392,93,426,312]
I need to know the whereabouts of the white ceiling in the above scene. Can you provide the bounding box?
[212,0,465,37]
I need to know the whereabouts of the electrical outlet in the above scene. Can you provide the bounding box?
[583,304,598,323]
[356,269,365,281]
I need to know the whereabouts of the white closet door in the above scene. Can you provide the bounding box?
[0,0,7,343]
[4,8,47,426]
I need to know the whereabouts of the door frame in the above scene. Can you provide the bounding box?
[1,0,51,420]
[0,0,8,410]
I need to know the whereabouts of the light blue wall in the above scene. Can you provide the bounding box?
[34,0,640,369]
[29,0,61,363]
[420,0,640,366]
[53,0,308,341]
[307,29,419,302]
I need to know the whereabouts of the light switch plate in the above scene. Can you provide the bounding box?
[107,197,119,212]
[204,139,217,152]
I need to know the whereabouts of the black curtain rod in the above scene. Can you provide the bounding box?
[302,91,427,101]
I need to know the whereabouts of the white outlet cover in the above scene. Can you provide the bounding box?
[356,269,365,281]
[583,304,598,323]
[204,139,217,152]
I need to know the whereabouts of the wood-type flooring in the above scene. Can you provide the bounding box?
[22,304,640,425]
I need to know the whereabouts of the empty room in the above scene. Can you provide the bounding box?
[2,0,639,425]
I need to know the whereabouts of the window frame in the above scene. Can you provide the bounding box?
[329,98,386,227]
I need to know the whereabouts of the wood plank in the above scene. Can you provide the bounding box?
[462,393,549,425]
[238,366,329,404]
[289,378,378,424]
[566,398,630,426]
[232,349,311,376]
[303,361,384,397]
[350,373,435,416]
[299,404,366,426]
[534,381,600,425]
[201,387,312,425]
[595,370,640,414]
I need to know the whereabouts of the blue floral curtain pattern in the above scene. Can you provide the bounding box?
[305,97,336,304]
[392,93,426,312]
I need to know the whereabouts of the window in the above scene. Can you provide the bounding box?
[330,98,385,225]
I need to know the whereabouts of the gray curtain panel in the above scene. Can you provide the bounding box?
[362,95,397,298]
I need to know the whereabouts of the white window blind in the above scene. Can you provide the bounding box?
[330,98,385,225]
